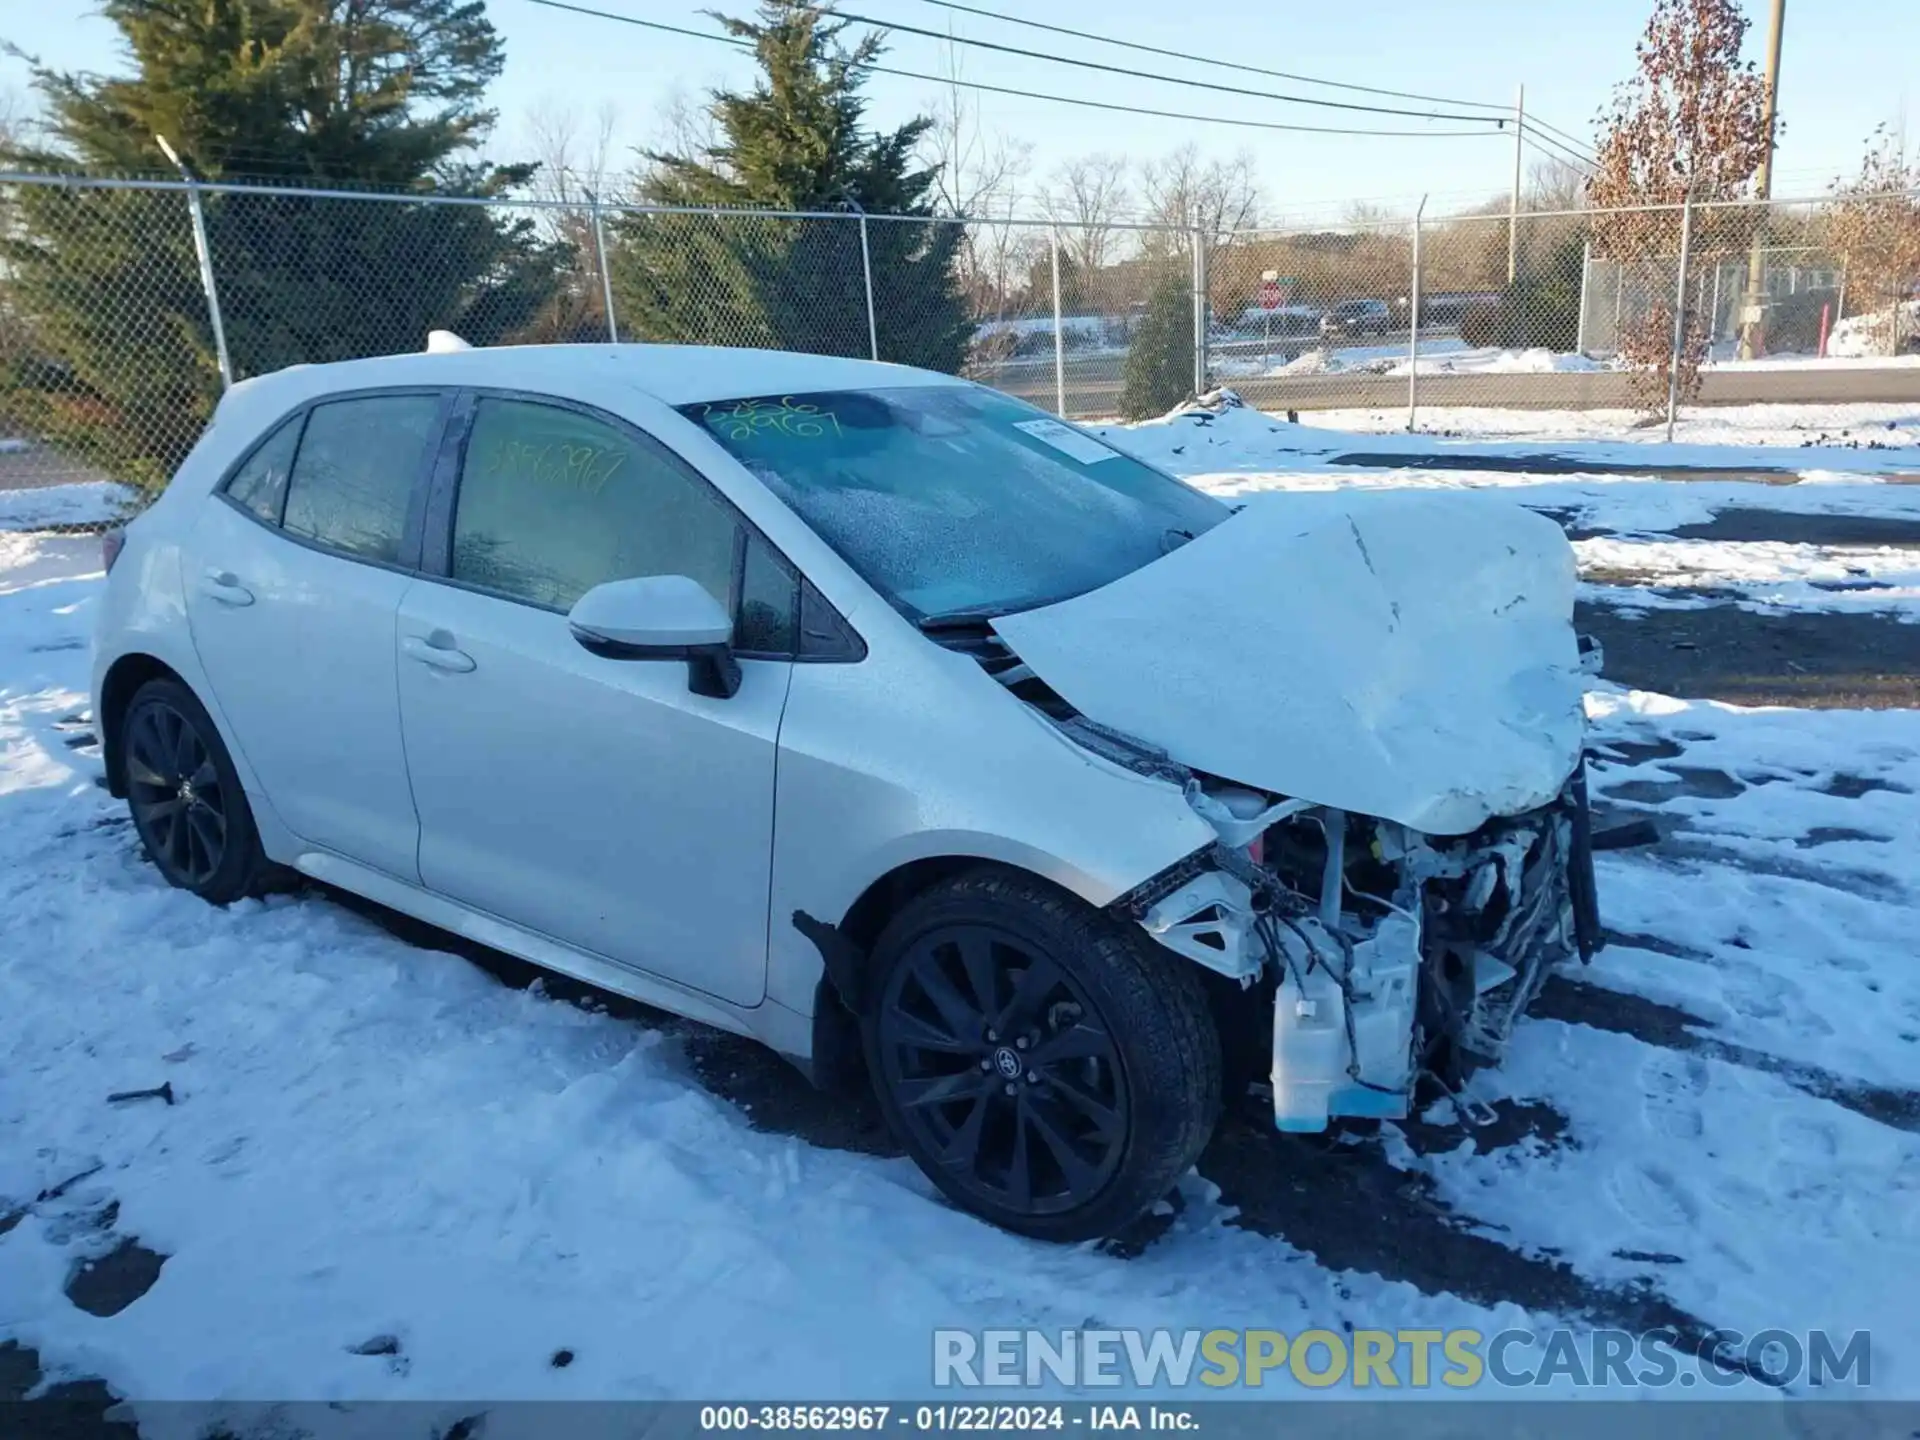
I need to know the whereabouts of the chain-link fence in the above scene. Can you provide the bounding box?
[4,170,1918,499]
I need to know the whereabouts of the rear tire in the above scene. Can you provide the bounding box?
[864,867,1221,1242]
[121,678,272,904]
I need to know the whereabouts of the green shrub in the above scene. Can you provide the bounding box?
[1117,268,1194,421]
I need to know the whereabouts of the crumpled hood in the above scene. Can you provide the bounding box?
[991,490,1587,835]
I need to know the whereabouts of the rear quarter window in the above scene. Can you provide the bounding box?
[282,394,441,564]
[221,414,304,526]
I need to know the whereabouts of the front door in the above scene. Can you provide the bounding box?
[395,395,796,1006]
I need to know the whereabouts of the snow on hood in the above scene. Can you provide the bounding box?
[992,490,1587,835]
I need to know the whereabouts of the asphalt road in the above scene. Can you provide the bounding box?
[986,355,1920,415]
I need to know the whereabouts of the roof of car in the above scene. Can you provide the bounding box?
[215,343,960,420]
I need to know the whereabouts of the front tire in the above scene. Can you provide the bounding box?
[864,868,1221,1242]
[121,678,271,904]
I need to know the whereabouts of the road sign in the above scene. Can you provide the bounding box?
[1257,279,1282,310]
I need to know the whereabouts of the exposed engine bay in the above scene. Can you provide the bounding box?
[1116,773,1603,1131]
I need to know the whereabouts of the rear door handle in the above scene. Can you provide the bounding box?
[198,569,254,606]
[402,632,476,673]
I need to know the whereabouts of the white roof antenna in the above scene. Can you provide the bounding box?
[425,330,473,354]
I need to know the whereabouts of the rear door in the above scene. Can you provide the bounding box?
[393,392,799,1005]
[185,390,447,880]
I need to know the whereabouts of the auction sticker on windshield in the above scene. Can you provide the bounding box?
[1012,418,1119,465]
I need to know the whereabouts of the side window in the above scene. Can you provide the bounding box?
[282,394,441,564]
[451,398,737,617]
[738,534,798,654]
[222,414,303,526]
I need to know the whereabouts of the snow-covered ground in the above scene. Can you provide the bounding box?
[1217,339,1610,380]
[1574,536,1920,619]
[1094,393,1920,488]
[3,430,1917,1417]
[0,479,129,530]
[1214,332,1918,383]
[1274,399,1920,454]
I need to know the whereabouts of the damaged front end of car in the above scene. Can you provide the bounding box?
[962,488,1604,1132]
[1114,771,1602,1132]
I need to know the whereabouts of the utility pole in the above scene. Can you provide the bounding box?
[1738,0,1787,359]
[1508,83,1526,285]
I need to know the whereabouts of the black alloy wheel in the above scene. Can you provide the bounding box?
[864,869,1222,1242]
[120,678,272,903]
[126,698,228,888]
[876,921,1130,1218]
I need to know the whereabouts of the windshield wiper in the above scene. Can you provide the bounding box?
[915,589,1094,632]
[914,609,1008,632]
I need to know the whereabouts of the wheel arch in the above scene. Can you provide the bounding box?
[797,852,1110,1098]
[98,652,188,797]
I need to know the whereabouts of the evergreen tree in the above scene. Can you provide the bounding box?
[611,2,967,373]
[1117,267,1193,421]
[1,0,552,492]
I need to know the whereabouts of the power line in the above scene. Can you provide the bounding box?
[522,0,1508,139]
[1520,123,1596,172]
[1524,113,1599,159]
[899,0,1512,113]
[831,7,1507,124]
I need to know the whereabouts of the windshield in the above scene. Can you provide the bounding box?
[679,385,1228,621]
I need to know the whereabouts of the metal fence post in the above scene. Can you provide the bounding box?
[1665,196,1695,444]
[857,213,879,362]
[587,189,619,343]
[1191,227,1209,396]
[158,137,233,390]
[1575,238,1592,355]
[1407,196,1427,431]
[1050,227,1067,418]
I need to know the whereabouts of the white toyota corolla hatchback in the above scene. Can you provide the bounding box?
[94,343,1600,1240]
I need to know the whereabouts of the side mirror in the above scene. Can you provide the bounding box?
[568,575,741,699]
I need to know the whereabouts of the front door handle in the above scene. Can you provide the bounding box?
[198,569,254,606]
[402,632,476,673]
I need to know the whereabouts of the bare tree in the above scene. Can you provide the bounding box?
[519,100,621,341]
[1588,0,1771,413]
[1139,143,1262,253]
[0,84,34,153]
[919,46,1031,222]
[1824,126,1920,356]
[1041,154,1132,274]
[651,86,722,176]
[526,99,619,206]
[1527,155,1588,212]
[916,45,1036,326]
[1342,200,1401,230]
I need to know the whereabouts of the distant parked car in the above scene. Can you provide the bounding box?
[1320,299,1392,339]
[93,342,1600,1242]
[1230,304,1322,339]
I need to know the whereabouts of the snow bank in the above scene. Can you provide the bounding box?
[1219,341,1609,381]
[1284,401,1920,454]
[1827,299,1920,360]
[0,481,136,532]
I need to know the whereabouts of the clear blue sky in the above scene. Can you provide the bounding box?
[4,0,1913,218]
